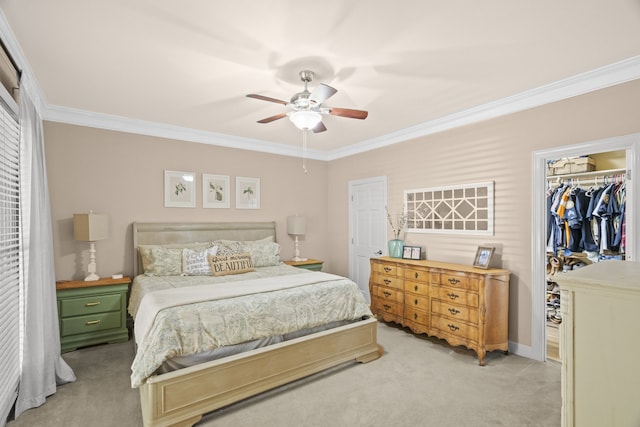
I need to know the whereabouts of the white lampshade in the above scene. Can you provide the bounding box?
[289,110,321,130]
[287,215,306,236]
[73,213,109,241]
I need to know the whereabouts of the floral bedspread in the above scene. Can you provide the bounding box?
[129,265,372,387]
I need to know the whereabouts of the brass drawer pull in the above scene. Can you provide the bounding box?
[414,299,419,305]
[447,292,459,300]
[384,267,392,273]
[414,272,419,279]
[383,291,391,297]
[448,278,460,285]
[384,279,391,285]
[447,323,459,332]
[383,304,391,311]
[85,320,101,326]
[85,301,101,307]
[414,285,418,291]
[448,308,460,315]
[414,313,418,320]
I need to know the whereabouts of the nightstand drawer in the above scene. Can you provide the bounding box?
[59,293,122,317]
[60,311,123,337]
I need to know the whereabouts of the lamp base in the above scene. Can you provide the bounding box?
[84,272,100,281]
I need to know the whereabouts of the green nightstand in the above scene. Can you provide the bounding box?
[56,276,131,353]
[284,259,324,271]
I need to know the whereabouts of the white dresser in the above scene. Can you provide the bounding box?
[554,261,640,427]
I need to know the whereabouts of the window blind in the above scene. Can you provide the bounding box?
[0,84,20,424]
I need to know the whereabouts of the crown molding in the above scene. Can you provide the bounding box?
[327,55,640,160]
[43,105,329,161]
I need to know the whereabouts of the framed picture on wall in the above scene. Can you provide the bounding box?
[473,246,494,269]
[164,170,196,208]
[203,174,230,208]
[236,176,260,209]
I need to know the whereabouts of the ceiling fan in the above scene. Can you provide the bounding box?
[246,70,368,133]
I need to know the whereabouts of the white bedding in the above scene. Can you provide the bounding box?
[129,265,373,387]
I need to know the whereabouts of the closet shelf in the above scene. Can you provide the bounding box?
[547,167,626,181]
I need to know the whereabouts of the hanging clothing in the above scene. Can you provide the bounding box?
[546,178,625,259]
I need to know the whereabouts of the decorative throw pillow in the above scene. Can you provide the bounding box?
[241,240,280,267]
[140,247,184,276]
[182,246,218,275]
[139,242,211,276]
[212,239,244,256]
[208,253,255,276]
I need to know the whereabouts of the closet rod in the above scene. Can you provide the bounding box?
[546,167,626,181]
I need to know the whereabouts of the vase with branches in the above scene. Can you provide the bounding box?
[386,206,407,258]
[386,206,407,240]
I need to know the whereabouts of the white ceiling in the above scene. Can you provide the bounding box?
[1,1,640,159]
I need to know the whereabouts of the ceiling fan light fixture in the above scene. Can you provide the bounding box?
[289,110,322,130]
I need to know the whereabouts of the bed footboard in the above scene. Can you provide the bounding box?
[139,317,380,427]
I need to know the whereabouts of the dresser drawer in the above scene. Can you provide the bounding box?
[59,293,122,317]
[432,314,478,341]
[404,268,428,282]
[372,272,403,290]
[404,306,429,327]
[439,273,479,291]
[372,298,403,317]
[374,285,404,304]
[405,293,429,311]
[433,285,479,307]
[60,311,123,337]
[404,280,429,295]
[373,261,396,275]
[432,300,479,324]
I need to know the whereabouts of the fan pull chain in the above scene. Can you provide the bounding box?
[302,129,308,174]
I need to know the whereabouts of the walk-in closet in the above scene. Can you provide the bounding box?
[545,150,627,361]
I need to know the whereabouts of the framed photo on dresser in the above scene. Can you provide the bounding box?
[402,246,421,260]
[473,246,494,269]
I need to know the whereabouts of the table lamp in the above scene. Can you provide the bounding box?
[287,215,307,262]
[73,212,108,281]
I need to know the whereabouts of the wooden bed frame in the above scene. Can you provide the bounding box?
[132,222,380,427]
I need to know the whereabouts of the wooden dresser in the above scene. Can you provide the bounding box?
[554,261,640,427]
[370,256,510,365]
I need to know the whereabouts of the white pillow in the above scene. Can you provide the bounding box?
[182,246,218,275]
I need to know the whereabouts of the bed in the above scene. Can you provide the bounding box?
[130,222,380,427]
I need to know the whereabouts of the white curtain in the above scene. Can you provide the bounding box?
[14,75,75,418]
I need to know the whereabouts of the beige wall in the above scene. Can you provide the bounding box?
[44,123,328,280]
[44,79,640,349]
[327,79,640,346]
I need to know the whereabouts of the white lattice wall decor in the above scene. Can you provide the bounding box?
[404,181,494,235]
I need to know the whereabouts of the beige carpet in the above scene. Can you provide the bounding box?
[8,321,561,426]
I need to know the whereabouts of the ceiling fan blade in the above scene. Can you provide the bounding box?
[329,107,368,120]
[309,84,337,104]
[312,121,327,133]
[246,94,288,105]
[257,113,287,124]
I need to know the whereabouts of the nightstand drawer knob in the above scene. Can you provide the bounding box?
[85,301,101,307]
[85,320,101,326]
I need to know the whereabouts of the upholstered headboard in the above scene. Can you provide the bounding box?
[132,221,277,277]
